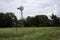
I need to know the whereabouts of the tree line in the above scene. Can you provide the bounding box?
[0,12,60,27]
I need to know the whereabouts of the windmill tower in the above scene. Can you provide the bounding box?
[17,6,24,27]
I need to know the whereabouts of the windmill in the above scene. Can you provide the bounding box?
[17,6,24,27]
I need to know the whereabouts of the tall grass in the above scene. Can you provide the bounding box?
[0,27,60,40]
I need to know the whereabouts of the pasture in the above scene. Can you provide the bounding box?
[0,27,60,40]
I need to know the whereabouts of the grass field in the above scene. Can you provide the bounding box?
[0,27,60,40]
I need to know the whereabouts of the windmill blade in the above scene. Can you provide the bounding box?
[17,8,20,9]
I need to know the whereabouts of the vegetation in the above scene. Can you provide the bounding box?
[0,12,60,27]
[0,12,60,40]
[0,12,17,27]
[0,27,60,40]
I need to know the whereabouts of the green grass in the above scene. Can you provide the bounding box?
[0,27,60,40]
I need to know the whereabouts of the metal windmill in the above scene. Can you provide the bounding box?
[17,6,24,27]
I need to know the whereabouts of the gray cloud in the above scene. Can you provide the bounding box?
[0,0,15,2]
[0,0,60,19]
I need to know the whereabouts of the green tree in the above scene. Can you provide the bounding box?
[5,12,17,27]
[50,14,60,26]
[33,15,48,27]
[16,19,25,27]
[24,16,33,27]
[0,13,6,27]
[0,12,17,27]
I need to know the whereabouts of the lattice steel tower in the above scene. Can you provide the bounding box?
[17,6,24,27]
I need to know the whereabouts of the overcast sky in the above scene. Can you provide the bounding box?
[0,0,60,19]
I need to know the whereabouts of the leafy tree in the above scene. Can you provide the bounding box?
[24,16,33,27]
[0,12,17,27]
[5,12,17,27]
[16,19,25,27]
[33,15,49,27]
[50,14,60,26]
[24,15,49,27]
[0,13,6,27]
